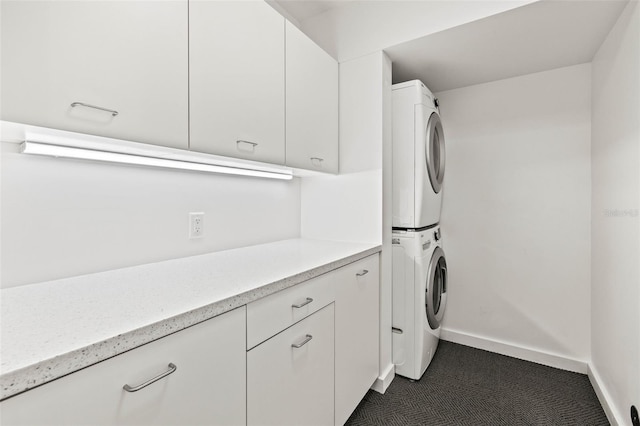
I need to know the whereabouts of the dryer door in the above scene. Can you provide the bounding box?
[425,112,445,194]
[425,246,448,330]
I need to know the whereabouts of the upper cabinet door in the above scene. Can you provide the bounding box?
[189,1,285,165]
[285,22,339,173]
[0,1,189,149]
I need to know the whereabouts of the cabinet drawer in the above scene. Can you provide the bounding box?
[0,307,247,426]
[247,304,334,426]
[247,271,336,349]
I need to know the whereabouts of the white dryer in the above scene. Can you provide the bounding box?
[392,226,448,380]
[392,80,445,230]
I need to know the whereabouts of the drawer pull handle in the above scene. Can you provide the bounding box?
[123,363,177,392]
[292,297,313,309]
[356,269,369,277]
[292,334,313,349]
[71,102,119,117]
[236,140,258,152]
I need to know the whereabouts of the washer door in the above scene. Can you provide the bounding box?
[425,246,448,330]
[425,112,445,194]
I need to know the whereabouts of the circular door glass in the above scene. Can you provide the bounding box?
[432,129,441,178]
[425,112,445,194]
[425,247,448,330]
[432,263,442,314]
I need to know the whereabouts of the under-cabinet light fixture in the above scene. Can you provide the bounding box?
[20,141,294,180]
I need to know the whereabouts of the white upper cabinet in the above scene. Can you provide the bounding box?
[189,1,286,165]
[285,22,339,173]
[0,1,189,149]
[2,0,339,171]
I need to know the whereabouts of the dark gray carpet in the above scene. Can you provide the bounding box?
[346,341,608,426]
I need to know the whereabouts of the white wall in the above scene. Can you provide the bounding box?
[590,1,640,424]
[436,64,592,370]
[299,0,536,62]
[300,51,394,392]
[1,141,300,288]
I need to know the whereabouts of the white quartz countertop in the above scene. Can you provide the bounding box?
[0,238,380,400]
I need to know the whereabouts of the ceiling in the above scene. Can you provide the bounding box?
[385,0,629,92]
[274,0,629,93]
[274,0,351,23]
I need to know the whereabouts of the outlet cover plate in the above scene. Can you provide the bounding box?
[189,212,205,239]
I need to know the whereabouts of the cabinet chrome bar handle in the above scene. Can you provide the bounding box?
[292,334,313,349]
[123,363,177,392]
[71,102,119,117]
[292,297,313,308]
[236,140,258,149]
[356,270,369,277]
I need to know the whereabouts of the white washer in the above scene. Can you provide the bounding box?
[392,226,448,380]
[392,80,445,229]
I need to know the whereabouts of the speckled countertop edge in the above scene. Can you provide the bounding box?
[0,244,380,400]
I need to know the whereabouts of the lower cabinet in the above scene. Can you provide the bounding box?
[1,253,381,426]
[247,304,335,426]
[0,307,247,426]
[246,253,380,426]
[335,255,380,425]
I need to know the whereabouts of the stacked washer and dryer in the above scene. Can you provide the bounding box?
[392,80,448,381]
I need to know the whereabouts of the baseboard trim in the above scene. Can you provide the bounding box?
[440,328,588,374]
[371,363,394,394]
[588,364,624,426]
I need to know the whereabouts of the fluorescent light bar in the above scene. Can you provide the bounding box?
[20,141,293,180]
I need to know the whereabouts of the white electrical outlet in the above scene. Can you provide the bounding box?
[189,212,205,239]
